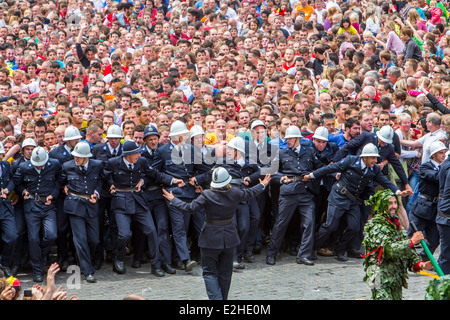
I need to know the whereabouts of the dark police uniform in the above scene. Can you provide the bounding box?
[246,139,280,258]
[310,155,400,258]
[301,139,339,229]
[10,155,29,273]
[136,143,173,270]
[409,160,440,259]
[49,143,75,267]
[0,161,17,274]
[212,156,261,264]
[266,144,324,263]
[437,156,450,274]
[13,158,62,278]
[168,182,266,300]
[102,154,163,274]
[59,159,103,277]
[152,141,204,266]
[91,141,122,266]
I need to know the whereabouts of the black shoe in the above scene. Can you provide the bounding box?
[10,265,19,277]
[162,264,176,274]
[86,274,97,283]
[296,257,315,266]
[309,252,318,260]
[347,249,363,259]
[173,261,185,270]
[33,274,43,282]
[132,261,141,268]
[113,260,126,274]
[253,244,262,255]
[266,256,276,265]
[151,268,165,277]
[105,252,113,263]
[184,260,197,272]
[335,253,348,262]
[57,259,69,272]
[243,252,255,263]
[288,247,298,256]
[93,259,103,270]
[0,265,12,277]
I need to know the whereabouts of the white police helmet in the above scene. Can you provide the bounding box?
[31,146,48,166]
[63,125,83,142]
[284,125,302,139]
[312,126,329,141]
[169,120,190,137]
[106,124,123,139]
[210,167,232,189]
[430,140,448,157]
[71,141,93,158]
[377,125,394,144]
[227,136,246,154]
[360,143,380,158]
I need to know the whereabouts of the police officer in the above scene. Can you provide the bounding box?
[136,125,175,274]
[13,146,62,282]
[266,126,325,266]
[49,125,82,270]
[0,142,18,277]
[59,141,103,283]
[163,167,271,300]
[103,140,165,277]
[301,127,339,254]
[91,124,123,269]
[188,125,217,261]
[10,138,36,276]
[151,120,200,272]
[245,120,279,261]
[304,143,412,261]
[409,141,446,261]
[213,136,261,269]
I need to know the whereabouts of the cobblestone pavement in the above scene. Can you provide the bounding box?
[15,247,439,301]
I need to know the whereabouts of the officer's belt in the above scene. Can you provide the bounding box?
[145,185,160,191]
[335,182,359,202]
[28,194,48,204]
[230,178,244,185]
[115,187,138,192]
[438,210,450,219]
[419,193,439,203]
[286,175,304,182]
[205,218,234,226]
[68,191,92,200]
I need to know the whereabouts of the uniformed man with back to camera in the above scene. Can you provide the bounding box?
[163,167,271,300]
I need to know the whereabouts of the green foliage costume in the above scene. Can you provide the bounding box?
[362,189,421,300]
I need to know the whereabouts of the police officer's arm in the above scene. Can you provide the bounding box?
[2,163,14,195]
[49,162,63,200]
[12,164,26,196]
[332,132,368,162]
[418,162,439,182]
[151,148,179,186]
[101,158,115,190]
[306,156,353,181]
[167,192,208,213]
[245,164,262,185]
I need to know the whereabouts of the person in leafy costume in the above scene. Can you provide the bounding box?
[363,189,433,300]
